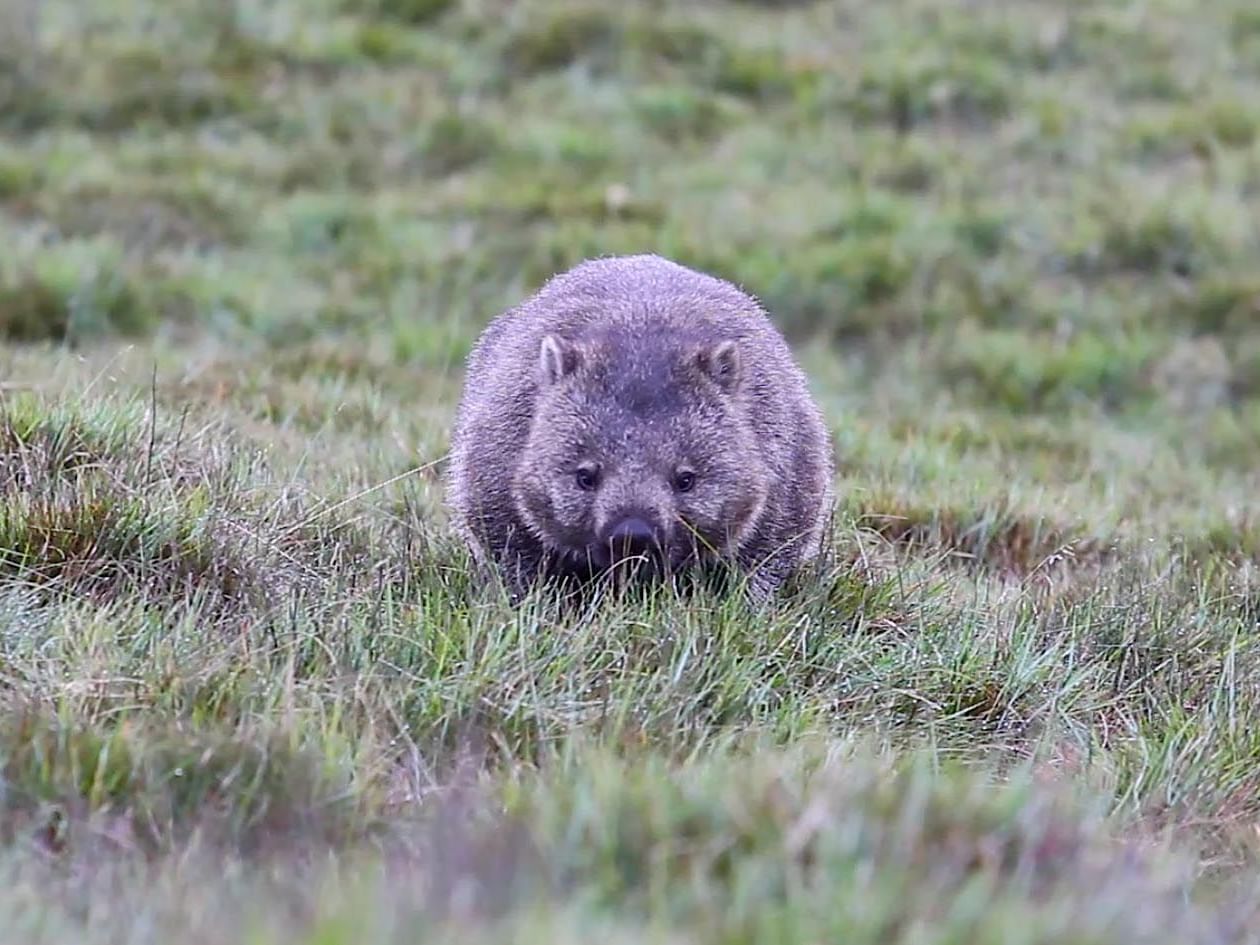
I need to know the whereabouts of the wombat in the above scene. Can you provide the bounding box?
[446,254,834,600]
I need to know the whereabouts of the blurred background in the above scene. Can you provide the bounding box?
[0,0,1257,541]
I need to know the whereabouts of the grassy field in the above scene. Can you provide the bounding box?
[2,0,1260,941]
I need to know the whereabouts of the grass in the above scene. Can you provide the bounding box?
[1,0,1260,941]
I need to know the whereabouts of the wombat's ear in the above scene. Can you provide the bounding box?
[539,334,582,385]
[694,340,741,394]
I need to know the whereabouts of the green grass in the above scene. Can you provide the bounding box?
[2,0,1260,941]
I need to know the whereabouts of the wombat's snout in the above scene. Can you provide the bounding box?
[602,514,661,560]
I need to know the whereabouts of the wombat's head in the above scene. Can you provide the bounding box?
[512,328,771,579]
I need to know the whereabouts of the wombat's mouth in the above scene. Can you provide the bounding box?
[590,543,665,572]
[551,541,698,581]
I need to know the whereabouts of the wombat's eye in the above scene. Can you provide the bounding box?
[673,469,697,493]
[575,464,601,491]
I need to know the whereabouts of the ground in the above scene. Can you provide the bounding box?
[1,0,1260,941]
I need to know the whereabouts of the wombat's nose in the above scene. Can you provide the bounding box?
[604,516,659,557]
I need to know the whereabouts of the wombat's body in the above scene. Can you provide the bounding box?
[446,254,833,599]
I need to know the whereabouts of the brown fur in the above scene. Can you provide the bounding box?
[446,254,834,600]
